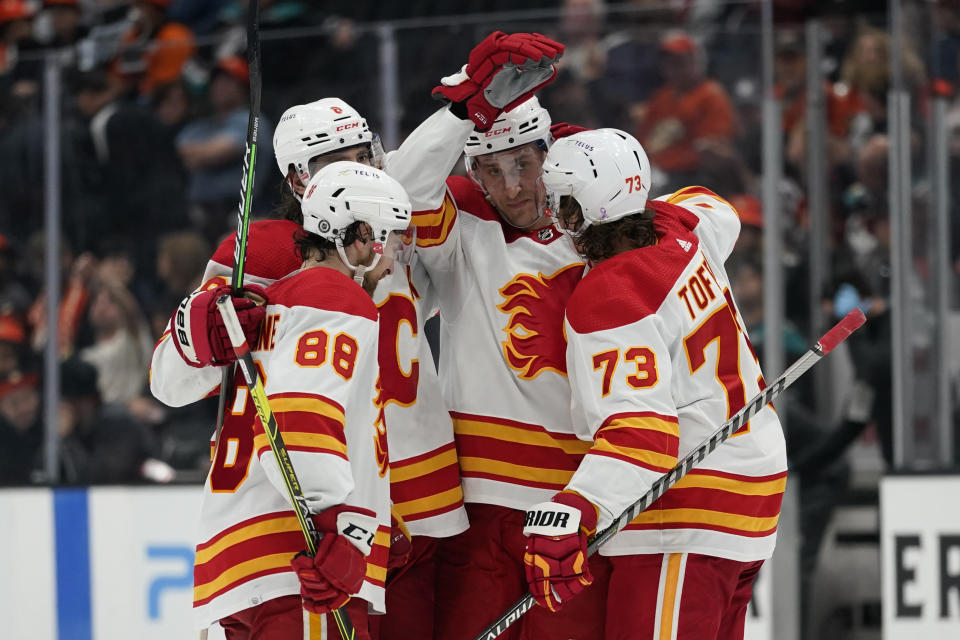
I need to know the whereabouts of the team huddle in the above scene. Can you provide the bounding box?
[149,31,787,640]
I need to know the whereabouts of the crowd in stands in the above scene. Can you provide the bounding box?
[0,1,956,500]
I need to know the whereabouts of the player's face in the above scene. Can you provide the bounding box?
[291,144,375,195]
[474,144,548,229]
[358,228,402,297]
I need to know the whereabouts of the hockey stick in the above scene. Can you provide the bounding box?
[213,0,262,447]
[216,296,357,639]
[473,309,867,640]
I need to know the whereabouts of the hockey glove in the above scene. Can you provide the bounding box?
[388,506,413,571]
[291,505,378,615]
[170,283,267,368]
[432,31,564,131]
[549,122,590,140]
[522,490,598,612]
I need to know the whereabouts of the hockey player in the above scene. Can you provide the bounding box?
[149,96,468,636]
[524,128,788,639]
[184,161,408,639]
[153,27,563,632]
[383,33,614,640]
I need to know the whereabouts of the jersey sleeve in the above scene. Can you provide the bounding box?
[564,313,680,531]
[656,187,741,266]
[148,266,232,407]
[383,105,474,213]
[383,105,474,273]
[257,302,381,516]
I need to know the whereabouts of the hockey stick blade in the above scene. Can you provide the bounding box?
[471,309,867,640]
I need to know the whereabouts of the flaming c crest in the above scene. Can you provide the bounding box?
[497,264,585,379]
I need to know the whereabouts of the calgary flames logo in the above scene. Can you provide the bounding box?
[371,286,421,478]
[497,264,585,380]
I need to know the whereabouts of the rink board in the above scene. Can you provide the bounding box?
[0,486,771,639]
[881,475,960,639]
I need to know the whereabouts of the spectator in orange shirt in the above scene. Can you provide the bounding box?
[636,30,736,191]
[114,0,195,98]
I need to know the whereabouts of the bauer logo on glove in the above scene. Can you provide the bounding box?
[170,283,267,368]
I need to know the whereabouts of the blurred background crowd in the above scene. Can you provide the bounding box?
[0,1,958,635]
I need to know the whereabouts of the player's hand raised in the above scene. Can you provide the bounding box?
[170,283,267,368]
[522,491,598,611]
[433,31,564,131]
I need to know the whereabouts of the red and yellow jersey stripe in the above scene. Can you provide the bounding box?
[256,392,347,460]
[623,468,787,538]
[193,511,305,607]
[589,411,680,473]
[390,441,464,523]
[365,525,391,589]
[452,412,592,492]
[412,194,457,248]
[664,186,733,209]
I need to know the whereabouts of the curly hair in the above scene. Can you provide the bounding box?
[558,197,657,263]
[272,182,303,224]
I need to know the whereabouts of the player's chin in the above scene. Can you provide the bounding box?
[501,203,539,228]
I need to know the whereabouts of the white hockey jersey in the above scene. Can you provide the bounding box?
[192,266,390,625]
[149,217,467,540]
[385,107,590,511]
[373,262,468,537]
[563,187,788,562]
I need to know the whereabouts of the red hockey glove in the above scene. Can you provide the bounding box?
[550,122,590,140]
[170,283,267,368]
[388,506,413,571]
[522,491,598,612]
[291,505,378,615]
[432,31,564,131]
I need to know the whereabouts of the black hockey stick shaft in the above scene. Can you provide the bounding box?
[213,0,262,445]
[216,297,357,639]
[473,309,867,640]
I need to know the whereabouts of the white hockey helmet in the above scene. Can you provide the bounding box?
[273,98,376,187]
[301,160,412,248]
[540,128,652,233]
[463,96,552,159]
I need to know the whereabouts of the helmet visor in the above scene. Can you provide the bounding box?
[469,145,544,194]
[536,178,587,237]
[392,226,417,265]
[372,230,405,261]
[307,142,377,179]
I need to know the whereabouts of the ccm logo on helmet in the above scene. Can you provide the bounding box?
[485,127,512,137]
[336,122,360,132]
[306,184,317,198]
